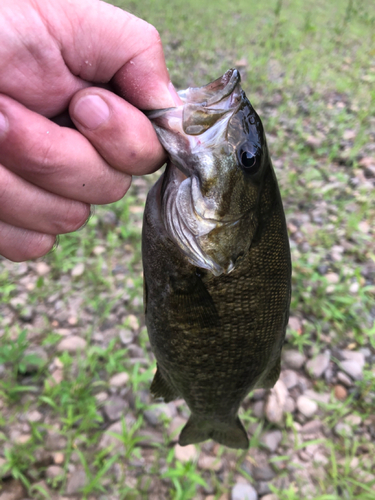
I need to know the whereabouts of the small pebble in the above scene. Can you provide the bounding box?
[341,350,365,369]
[261,430,282,453]
[340,360,363,380]
[53,452,65,465]
[46,465,64,480]
[265,379,288,425]
[297,396,318,418]
[305,351,330,379]
[334,422,352,437]
[71,262,85,277]
[119,329,134,345]
[57,335,87,353]
[337,371,353,387]
[282,350,306,370]
[174,444,198,463]
[334,384,347,400]
[109,372,130,387]
[345,414,361,426]
[231,482,258,500]
[35,262,51,276]
[280,369,298,389]
[198,455,223,472]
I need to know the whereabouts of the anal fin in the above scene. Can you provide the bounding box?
[150,366,179,403]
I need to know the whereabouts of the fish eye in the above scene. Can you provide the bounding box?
[238,144,261,175]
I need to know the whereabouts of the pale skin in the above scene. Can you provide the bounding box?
[0,0,181,262]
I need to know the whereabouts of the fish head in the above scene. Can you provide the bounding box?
[147,69,273,276]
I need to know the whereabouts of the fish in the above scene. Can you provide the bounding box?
[142,69,291,449]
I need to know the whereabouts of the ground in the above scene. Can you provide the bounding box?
[1,0,375,499]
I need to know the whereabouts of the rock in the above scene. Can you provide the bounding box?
[168,416,187,439]
[305,351,330,379]
[71,262,85,277]
[300,420,322,438]
[50,368,63,385]
[261,495,278,500]
[261,430,282,453]
[341,350,365,369]
[46,465,64,480]
[334,422,352,438]
[66,468,87,494]
[325,272,339,284]
[284,396,296,413]
[144,403,176,426]
[252,388,266,400]
[93,245,106,255]
[119,329,134,345]
[282,350,306,370]
[334,385,347,400]
[174,444,198,463]
[124,314,139,331]
[280,369,298,389]
[257,482,271,496]
[340,360,363,380]
[53,452,64,464]
[337,371,353,387]
[265,379,288,425]
[45,430,67,451]
[345,414,361,426]
[288,316,302,332]
[253,462,275,481]
[198,455,223,471]
[303,389,330,404]
[26,410,43,422]
[252,400,265,418]
[137,428,164,447]
[95,391,108,403]
[0,479,25,500]
[57,336,87,353]
[231,482,258,500]
[297,396,318,418]
[35,262,51,276]
[99,421,125,452]
[103,396,128,421]
[109,372,130,388]
[313,452,328,465]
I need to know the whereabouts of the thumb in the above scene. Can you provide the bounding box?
[70,86,166,175]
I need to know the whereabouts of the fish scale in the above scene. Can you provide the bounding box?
[143,69,291,449]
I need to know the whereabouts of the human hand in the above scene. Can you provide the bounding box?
[0,0,180,261]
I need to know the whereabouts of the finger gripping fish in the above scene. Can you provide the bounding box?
[142,69,291,449]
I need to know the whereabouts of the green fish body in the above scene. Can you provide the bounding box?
[142,70,291,449]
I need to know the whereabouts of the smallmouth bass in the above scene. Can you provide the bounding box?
[142,69,291,449]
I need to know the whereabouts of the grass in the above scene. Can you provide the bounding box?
[1,0,375,498]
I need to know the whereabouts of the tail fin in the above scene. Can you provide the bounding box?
[178,414,249,450]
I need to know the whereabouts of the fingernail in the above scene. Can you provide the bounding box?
[168,82,183,106]
[73,95,110,130]
[0,112,9,139]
